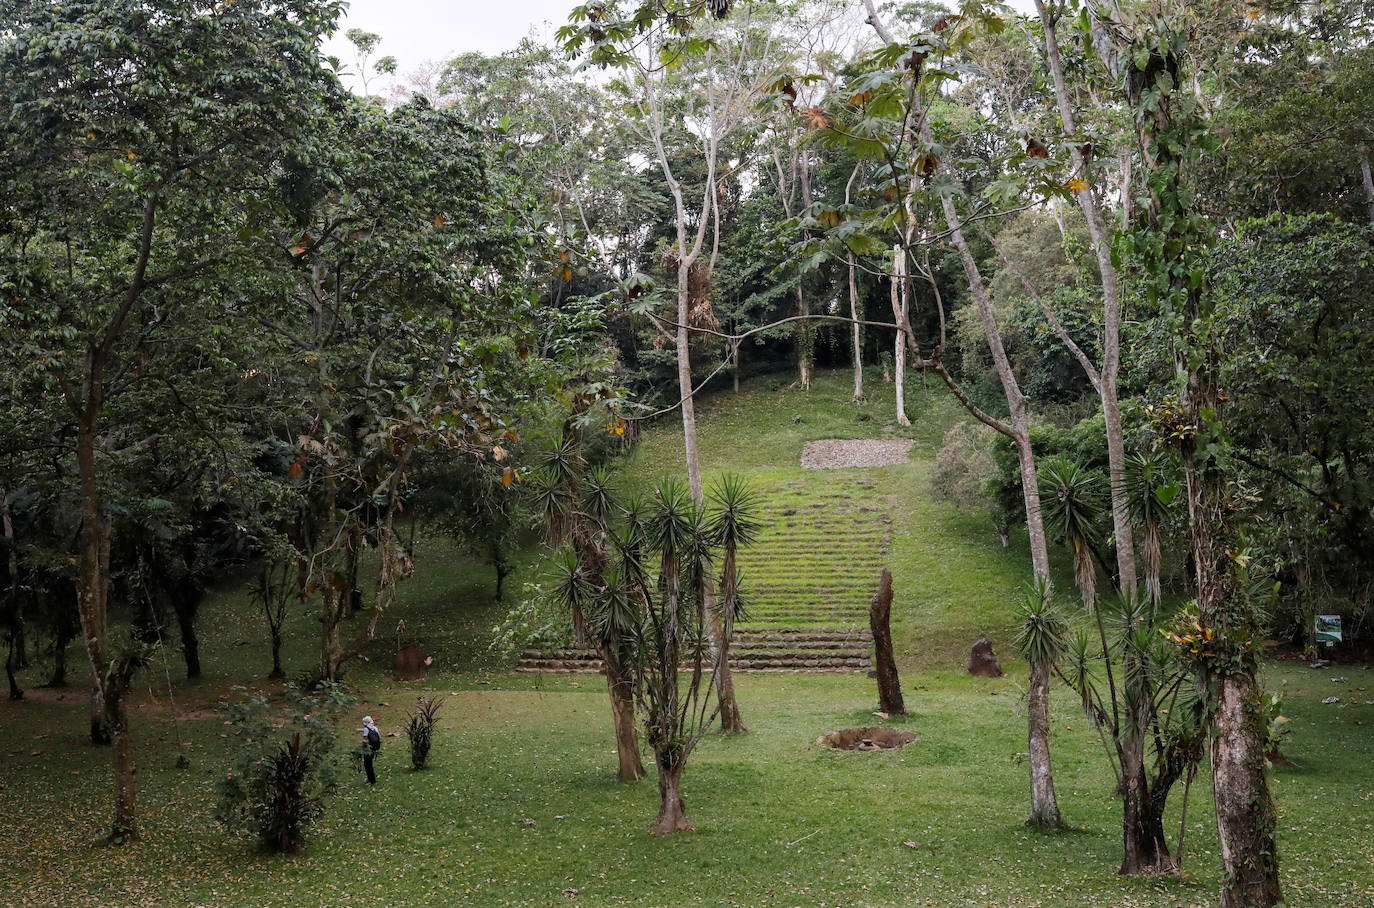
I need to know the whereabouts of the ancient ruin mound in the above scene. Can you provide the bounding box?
[817,726,916,751]
[968,637,1005,678]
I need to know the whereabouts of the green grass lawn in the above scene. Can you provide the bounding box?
[4,369,1373,907]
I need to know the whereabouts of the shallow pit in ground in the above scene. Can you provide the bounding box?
[817,726,916,750]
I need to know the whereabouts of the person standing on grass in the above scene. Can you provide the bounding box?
[361,716,382,785]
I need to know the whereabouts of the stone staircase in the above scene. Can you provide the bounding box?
[517,628,872,674]
[515,476,887,675]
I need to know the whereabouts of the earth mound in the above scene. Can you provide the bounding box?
[817,726,916,750]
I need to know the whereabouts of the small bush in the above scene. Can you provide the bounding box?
[215,683,353,853]
[929,420,996,509]
[1264,690,1293,764]
[488,581,568,660]
[406,695,443,770]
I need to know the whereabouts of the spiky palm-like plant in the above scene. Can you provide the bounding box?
[1124,451,1179,611]
[1039,455,1106,611]
[1013,579,1069,669]
[579,477,760,834]
[639,479,709,833]
[1011,579,1067,831]
[1056,590,1205,874]
[707,475,762,733]
[535,438,644,782]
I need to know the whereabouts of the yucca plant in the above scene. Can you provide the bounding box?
[565,476,760,834]
[707,475,762,734]
[530,436,644,782]
[1054,590,1205,874]
[1013,579,1069,668]
[1124,451,1180,610]
[1038,455,1107,611]
[1011,579,1067,831]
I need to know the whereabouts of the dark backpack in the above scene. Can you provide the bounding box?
[366,727,381,752]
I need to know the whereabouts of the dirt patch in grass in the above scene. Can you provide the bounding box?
[817,726,916,750]
[801,439,914,469]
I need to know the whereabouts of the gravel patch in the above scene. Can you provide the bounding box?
[800,439,915,470]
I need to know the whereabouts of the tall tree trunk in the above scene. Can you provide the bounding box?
[3,502,21,699]
[1120,762,1173,874]
[715,603,746,733]
[605,653,646,781]
[47,586,75,687]
[796,150,815,391]
[651,754,691,834]
[849,254,864,401]
[77,414,137,834]
[269,628,285,680]
[869,569,904,715]
[344,522,364,617]
[942,193,1060,828]
[1025,659,1061,829]
[319,583,344,682]
[1187,417,1283,905]
[795,285,812,390]
[316,472,347,682]
[89,675,110,744]
[865,0,1061,827]
[732,340,741,393]
[5,623,21,700]
[495,559,511,602]
[892,246,910,426]
[1036,0,1138,597]
[77,419,113,753]
[1209,673,1282,906]
[106,681,138,842]
[1361,146,1374,226]
[678,261,704,502]
[172,589,201,681]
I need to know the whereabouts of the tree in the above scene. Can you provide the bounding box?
[264,96,538,683]
[852,0,1065,830]
[564,2,777,735]
[534,430,648,782]
[1120,6,1285,901]
[560,476,760,833]
[708,474,761,733]
[0,0,344,843]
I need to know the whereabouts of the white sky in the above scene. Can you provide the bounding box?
[323,0,1038,89]
[323,0,581,87]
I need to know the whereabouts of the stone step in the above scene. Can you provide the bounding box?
[520,647,873,662]
[515,659,872,674]
[735,629,872,640]
[733,639,871,651]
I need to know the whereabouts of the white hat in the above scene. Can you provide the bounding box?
[362,716,375,727]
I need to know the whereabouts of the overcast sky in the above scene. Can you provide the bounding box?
[322,0,581,86]
[323,0,1037,90]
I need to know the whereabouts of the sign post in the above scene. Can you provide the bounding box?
[1315,614,1342,647]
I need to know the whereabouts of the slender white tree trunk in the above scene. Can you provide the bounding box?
[1361,146,1374,226]
[892,245,910,426]
[1037,0,1137,596]
[678,259,703,501]
[849,254,863,401]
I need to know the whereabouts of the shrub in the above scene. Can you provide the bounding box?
[406,695,443,770]
[929,420,996,509]
[488,581,569,660]
[215,683,353,853]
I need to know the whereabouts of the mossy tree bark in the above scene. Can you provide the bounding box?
[869,569,904,715]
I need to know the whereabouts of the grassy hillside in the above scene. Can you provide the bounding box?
[620,368,1034,668]
[4,368,1372,908]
